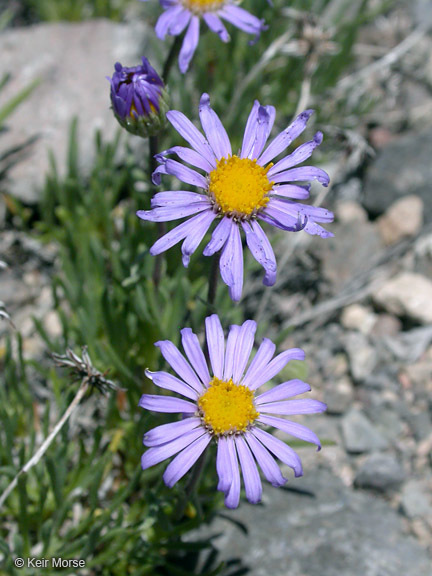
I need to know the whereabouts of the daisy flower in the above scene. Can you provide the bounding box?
[139,0,266,73]
[137,93,334,301]
[139,315,326,509]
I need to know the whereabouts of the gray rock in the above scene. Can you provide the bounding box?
[412,0,432,27]
[400,480,432,519]
[0,19,150,204]
[341,409,388,453]
[210,469,431,576]
[363,129,432,222]
[344,332,378,382]
[377,195,424,245]
[406,410,432,441]
[324,377,355,415]
[354,453,406,492]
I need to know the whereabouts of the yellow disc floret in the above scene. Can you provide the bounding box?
[182,0,226,14]
[209,156,273,218]
[198,377,259,436]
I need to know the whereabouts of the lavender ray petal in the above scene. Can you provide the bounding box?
[167,7,191,35]
[157,146,214,173]
[166,110,216,167]
[163,432,211,487]
[271,166,330,187]
[205,314,225,379]
[180,327,211,387]
[216,436,233,492]
[245,432,287,487]
[241,100,260,159]
[145,369,199,400]
[181,210,216,267]
[304,220,334,238]
[250,105,276,160]
[155,340,203,393]
[232,320,257,383]
[241,338,276,389]
[155,5,184,39]
[149,210,213,256]
[258,415,321,450]
[252,428,303,477]
[219,5,265,36]
[248,348,305,391]
[137,202,210,223]
[242,221,277,287]
[203,12,230,42]
[268,132,323,176]
[203,216,231,256]
[258,398,327,415]
[270,184,310,200]
[256,379,311,405]
[141,427,205,470]
[225,437,241,508]
[199,93,232,160]
[179,16,200,74]
[143,417,201,447]
[138,394,197,413]
[164,158,208,189]
[151,191,209,207]
[223,324,241,381]
[258,110,314,166]
[235,436,262,504]
[219,221,244,302]
[268,200,334,223]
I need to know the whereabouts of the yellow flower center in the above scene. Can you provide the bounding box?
[209,156,273,218]
[198,377,259,436]
[182,0,226,14]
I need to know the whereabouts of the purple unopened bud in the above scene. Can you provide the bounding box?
[109,57,169,138]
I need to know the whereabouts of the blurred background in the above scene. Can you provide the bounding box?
[1,0,431,574]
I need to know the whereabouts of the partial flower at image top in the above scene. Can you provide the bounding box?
[137,93,334,301]
[139,314,326,509]
[109,57,169,137]
[139,0,267,73]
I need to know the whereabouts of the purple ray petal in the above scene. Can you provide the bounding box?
[181,210,216,267]
[248,348,305,391]
[232,320,257,383]
[256,379,311,405]
[152,163,168,186]
[205,314,225,379]
[155,5,185,39]
[258,398,327,415]
[216,436,233,493]
[245,432,287,487]
[199,93,232,160]
[304,220,334,238]
[241,338,276,389]
[219,221,244,302]
[241,100,260,158]
[268,200,334,223]
[164,158,208,189]
[258,110,314,166]
[258,415,321,450]
[156,146,214,173]
[270,184,310,200]
[137,202,210,223]
[203,12,230,42]
[143,417,201,447]
[155,340,203,393]
[163,432,211,487]
[167,6,191,35]
[166,110,216,168]
[139,394,197,414]
[242,221,277,287]
[235,436,262,504]
[141,427,206,470]
[269,132,323,176]
[252,428,303,477]
[181,328,211,387]
[271,166,330,187]
[145,369,199,400]
[225,437,241,508]
[203,216,232,256]
[149,210,213,256]
[223,324,241,381]
[179,16,200,73]
[150,191,209,207]
[250,105,276,160]
[219,4,265,37]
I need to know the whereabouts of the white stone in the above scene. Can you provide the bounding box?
[373,273,432,324]
[341,304,377,335]
[377,195,424,245]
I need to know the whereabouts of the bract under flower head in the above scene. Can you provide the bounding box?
[137,93,334,301]
[139,0,266,73]
[109,57,169,137]
[139,315,326,509]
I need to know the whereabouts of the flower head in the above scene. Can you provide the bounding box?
[137,93,334,301]
[109,57,169,137]
[139,0,266,73]
[139,315,326,509]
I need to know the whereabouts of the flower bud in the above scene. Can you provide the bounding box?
[109,57,169,138]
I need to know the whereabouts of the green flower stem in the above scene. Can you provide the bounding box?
[162,35,183,83]
[149,134,166,287]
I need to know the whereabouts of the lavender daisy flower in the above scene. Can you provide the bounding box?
[109,57,169,137]
[139,0,266,73]
[139,315,326,509]
[137,93,334,301]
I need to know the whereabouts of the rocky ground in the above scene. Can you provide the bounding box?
[1,1,432,575]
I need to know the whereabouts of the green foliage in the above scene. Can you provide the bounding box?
[15,0,132,22]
